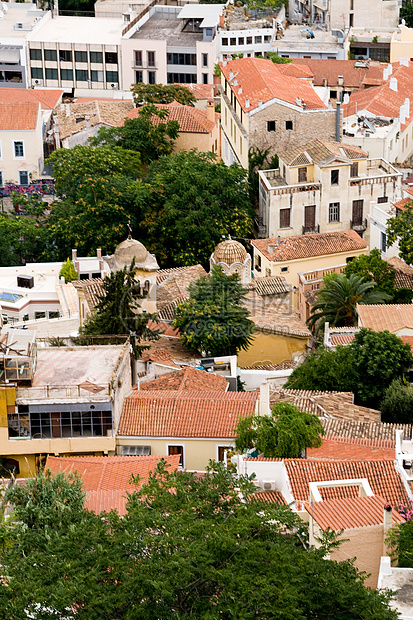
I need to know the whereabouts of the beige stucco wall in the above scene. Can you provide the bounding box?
[0,106,43,185]
[173,122,220,158]
[117,437,235,470]
[122,38,167,91]
[237,331,309,367]
[330,0,398,31]
[390,26,413,63]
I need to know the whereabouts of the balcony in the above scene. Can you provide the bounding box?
[302,225,320,235]
[350,218,367,233]
[131,61,158,69]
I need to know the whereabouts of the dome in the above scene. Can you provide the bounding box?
[213,239,248,265]
[114,236,148,265]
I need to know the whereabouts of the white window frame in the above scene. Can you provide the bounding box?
[216,444,234,463]
[166,443,185,469]
[19,170,29,186]
[121,444,151,455]
[13,140,25,159]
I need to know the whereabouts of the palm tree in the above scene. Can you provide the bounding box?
[307,273,391,330]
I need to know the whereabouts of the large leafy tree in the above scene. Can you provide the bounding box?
[235,401,325,458]
[380,378,413,424]
[0,214,48,266]
[88,104,180,164]
[0,463,398,619]
[131,83,196,106]
[134,149,254,267]
[344,249,397,296]
[286,328,413,409]
[386,201,413,265]
[173,265,255,356]
[307,273,391,329]
[81,259,159,356]
[400,0,413,28]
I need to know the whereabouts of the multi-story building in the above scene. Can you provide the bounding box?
[219,57,337,168]
[289,0,398,31]
[121,4,223,91]
[258,138,402,240]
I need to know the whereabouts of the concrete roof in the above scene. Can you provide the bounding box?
[27,16,122,44]
[177,3,224,27]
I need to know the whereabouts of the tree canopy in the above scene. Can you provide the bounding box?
[386,202,413,265]
[173,265,255,356]
[343,249,397,296]
[134,149,254,267]
[59,258,79,283]
[380,378,413,424]
[88,104,180,164]
[0,463,398,619]
[131,83,196,106]
[286,329,413,409]
[400,0,413,28]
[235,401,325,458]
[0,214,48,266]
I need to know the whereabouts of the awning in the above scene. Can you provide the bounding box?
[0,48,20,64]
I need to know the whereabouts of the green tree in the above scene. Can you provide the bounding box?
[235,401,325,458]
[59,258,79,283]
[387,502,413,568]
[88,104,180,164]
[266,51,292,64]
[248,146,278,209]
[344,249,397,296]
[386,201,413,265]
[0,214,48,266]
[81,260,159,356]
[380,378,413,423]
[307,273,391,329]
[400,0,413,28]
[173,265,255,356]
[131,83,196,106]
[285,345,354,393]
[134,149,254,267]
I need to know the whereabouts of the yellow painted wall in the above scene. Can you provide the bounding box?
[390,25,413,63]
[237,331,309,367]
[117,437,235,471]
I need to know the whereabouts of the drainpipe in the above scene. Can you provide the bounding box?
[336,102,341,142]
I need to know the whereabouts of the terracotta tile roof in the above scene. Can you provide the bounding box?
[240,361,296,370]
[284,458,410,505]
[392,197,412,211]
[331,333,355,345]
[156,264,207,310]
[385,256,413,289]
[245,297,311,338]
[252,230,367,263]
[56,100,134,140]
[147,320,179,338]
[158,296,189,321]
[291,58,370,88]
[139,337,199,365]
[176,83,218,99]
[220,58,327,113]
[321,418,413,443]
[305,495,404,530]
[72,277,104,309]
[400,336,413,351]
[0,88,63,110]
[139,366,228,392]
[276,62,314,79]
[386,256,413,276]
[45,454,180,492]
[278,138,367,166]
[118,390,259,438]
[141,348,181,369]
[0,102,40,130]
[307,436,395,461]
[357,303,413,332]
[250,490,287,504]
[85,489,129,516]
[245,275,289,296]
[127,101,217,133]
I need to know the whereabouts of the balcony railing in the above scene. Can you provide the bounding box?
[350,218,367,232]
[302,225,320,235]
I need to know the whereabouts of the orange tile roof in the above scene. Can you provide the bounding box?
[252,230,367,262]
[85,489,130,516]
[0,102,40,130]
[330,333,355,345]
[400,336,413,351]
[250,490,287,504]
[321,417,412,443]
[307,437,395,461]
[118,390,259,438]
[141,348,181,369]
[357,303,413,332]
[392,197,412,211]
[45,454,180,492]
[0,88,63,110]
[278,138,367,166]
[305,495,404,530]
[220,57,327,113]
[284,458,410,506]
[140,366,228,392]
[291,58,370,88]
[127,101,217,133]
[176,83,218,99]
[277,63,314,79]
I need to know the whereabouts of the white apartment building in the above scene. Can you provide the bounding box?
[258,138,402,242]
[289,0,399,31]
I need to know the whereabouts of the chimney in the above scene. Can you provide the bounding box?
[400,57,409,67]
[400,102,406,125]
[405,97,410,118]
[337,75,343,86]
[335,101,341,142]
[323,77,327,87]
[387,63,393,75]
[389,77,398,92]
[72,249,77,261]
[383,503,393,532]
[229,70,234,79]
[277,235,281,246]
[258,99,263,107]
[238,86,242,94]
[259,381,271,416]
[96,248,102,259]
[343,92,350,105]
[206,98,215,123]
[233,78,238,86]
[245,98,250,108]
[383,66,389,81]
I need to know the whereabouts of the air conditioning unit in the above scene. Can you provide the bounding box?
[16,22,23,28]
[32,79,43,86]
[110,83,118,88]
[260,480,277,491]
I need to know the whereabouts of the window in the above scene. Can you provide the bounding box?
[381,231,387,253]
[122,445,151,455]
[30,48,42,61]
[91,70,104,82]
[14,141,24,158]
[206,28,212,37]
[350,161,358,177]
[59,50,72,62]
[281,266,288,272]
[377,196,388,204]
[90,51,103,63]
[167,73,197,84]
[147,51,155,67]
[286,120,293,130]
[352,199,364,226]
[264,35,271,42]
[203,73,208,84]
[265,268,271,277]
[238,37,244,45]
[329,202,340,222]
[298,167,307,183]
[31,67,43,79]
[168,444,184,467]
[255,254,261,271]
[217,446,232,462]
[230,37,236,46]
[267,120,276,132]
[330,169,339,185]
[44,49,57,61]
[45,67,58,80]
[19,170,29,186]
[148,71,156,85]
[76,69,88,81]
[255,35,262,44]
[202,53,208,67]
[222,37,228,46]
[134,50,142,66]
[330,89,337,98]
[279,208,291,228]
[75,50,88,63]
[135,70,143,83]
[106,71,118,83]
[246,36,252,44]
[304,205,316,230]
[105,51,118,64]
[60,68,73,81]
[0,171,3,187]
[167,53,196,66]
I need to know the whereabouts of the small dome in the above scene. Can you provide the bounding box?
[213,239,248,265]
[114,237,148,265]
